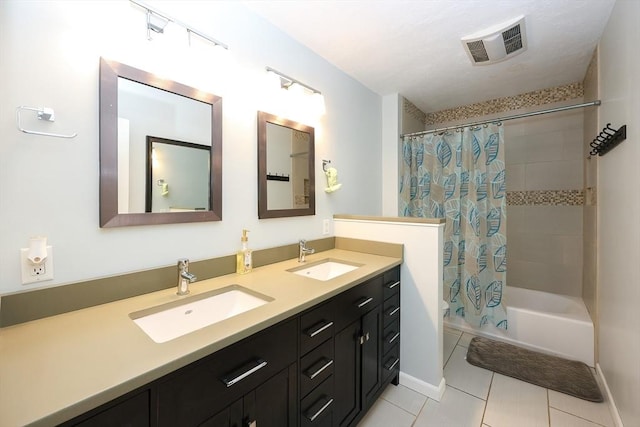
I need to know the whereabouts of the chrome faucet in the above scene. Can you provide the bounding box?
[298,239,315,263]
[177,258,196,296]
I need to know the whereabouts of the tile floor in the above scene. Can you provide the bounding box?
[358,327,615,427]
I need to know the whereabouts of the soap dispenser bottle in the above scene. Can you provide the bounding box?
[236,229,253,274]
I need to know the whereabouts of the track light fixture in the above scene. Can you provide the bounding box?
[130,0,228,49]
[265,67,321,95]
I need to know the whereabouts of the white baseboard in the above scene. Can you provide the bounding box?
[596,363,624,427]
[399,371,446,401]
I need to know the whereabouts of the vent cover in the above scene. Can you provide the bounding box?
[462,16,527,65]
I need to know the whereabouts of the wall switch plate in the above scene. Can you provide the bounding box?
[21,246,54,284]
[322,219,330,235]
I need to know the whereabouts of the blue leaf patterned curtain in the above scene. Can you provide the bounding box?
[399,125,507,329]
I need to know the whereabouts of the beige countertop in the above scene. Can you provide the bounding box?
[0,248,401,427]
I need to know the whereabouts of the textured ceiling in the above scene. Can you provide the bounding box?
[244,0,616,113]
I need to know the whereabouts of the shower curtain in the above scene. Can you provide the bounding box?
[399,125,508,329]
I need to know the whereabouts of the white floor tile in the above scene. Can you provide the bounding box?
[356,397,415,427]
[549,390,614,427]
[414,386,485,427]
[443,331,460,365]
[550,408,603,427]
[444,345,493,399]
[380,384,427,416]
[484,374,549,427]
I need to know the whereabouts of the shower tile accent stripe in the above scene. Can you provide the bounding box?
[404,98,426,123]
[507,190,584,206]
[425,82,584,125]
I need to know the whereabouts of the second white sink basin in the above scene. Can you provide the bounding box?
[130,285,273,343]
[288,258,362,281]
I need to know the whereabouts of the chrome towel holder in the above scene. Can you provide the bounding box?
[16,106,77,139]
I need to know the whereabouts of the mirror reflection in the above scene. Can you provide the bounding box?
[146,136,211,213]
[258,112,315,219]
[99,58,222,227]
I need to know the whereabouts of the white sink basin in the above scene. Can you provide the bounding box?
[130,285,273,343]
[288,259,362,281]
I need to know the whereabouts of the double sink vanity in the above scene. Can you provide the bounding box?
[0,245,402,426]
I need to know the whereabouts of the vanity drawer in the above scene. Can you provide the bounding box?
[300,301,335,355]
[382,267,400,300]
[301,376,334,427]
[334,275,383,331]
[382,344,400,383]
[382,319,400,356]
[383,293,400,326]
[300,339,335,398]
[156,319,296,426]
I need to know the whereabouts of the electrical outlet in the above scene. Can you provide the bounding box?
[322,219,330,235]
[21,246,54,284]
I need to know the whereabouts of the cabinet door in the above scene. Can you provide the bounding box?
[250,364,297,427]
[199,399,243,427]
[333,320,361,427]
[361,305,381,408]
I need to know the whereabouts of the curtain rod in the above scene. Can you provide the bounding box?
[401,100,601,138]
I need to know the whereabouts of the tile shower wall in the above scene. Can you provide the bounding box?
[427,88,585,297]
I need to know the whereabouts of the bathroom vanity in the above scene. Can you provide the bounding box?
[61,265,401,426]
[0,247,402,426]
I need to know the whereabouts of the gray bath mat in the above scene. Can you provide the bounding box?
[466,336,603,402]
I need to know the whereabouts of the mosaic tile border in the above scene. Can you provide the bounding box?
[425,82,584,126]
[404,97,426,123]
[507,190,584,206]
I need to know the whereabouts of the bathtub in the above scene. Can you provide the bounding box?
[444,286,594,366]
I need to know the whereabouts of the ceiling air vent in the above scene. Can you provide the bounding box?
[461,15,527,65]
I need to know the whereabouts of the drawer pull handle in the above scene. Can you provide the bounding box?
[385,358,400,371]
[305,358,334,380]
[305,320,334,338]
[388,332,400,344]
[305,397,334,422]
[356,297,374,308]
[386,281,400,290]
[387,307,400,317]
[221,359,267,387]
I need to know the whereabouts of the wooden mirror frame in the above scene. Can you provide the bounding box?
[257,111,315,219]
[99,58,222,227]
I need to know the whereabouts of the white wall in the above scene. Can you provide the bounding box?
[381,93,401,216]
[597,0,640,425]
[0,0,382,294]
[335,218,445,400]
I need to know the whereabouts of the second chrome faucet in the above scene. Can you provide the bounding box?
[177,258,197,295]
[298,239,315,263]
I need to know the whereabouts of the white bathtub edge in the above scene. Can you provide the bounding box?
[596,363,625,427]
[399,371,446,401]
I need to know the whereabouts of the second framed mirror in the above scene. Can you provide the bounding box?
[258,112,315,219]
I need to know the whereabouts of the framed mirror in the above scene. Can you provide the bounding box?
[258,111,315,219]
[99,58,222,227]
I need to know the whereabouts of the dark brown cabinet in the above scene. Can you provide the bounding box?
[202,364,297,427]
[62,266,400,427]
